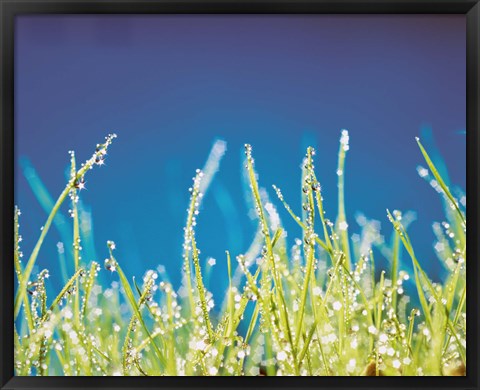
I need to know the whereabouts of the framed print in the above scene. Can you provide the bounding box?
[1,1,479,389]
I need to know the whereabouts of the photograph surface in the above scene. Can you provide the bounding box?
[14,15,466,376]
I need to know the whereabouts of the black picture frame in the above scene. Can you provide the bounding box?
[1,1,478,389]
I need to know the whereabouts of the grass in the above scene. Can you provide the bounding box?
[14,131,466,376]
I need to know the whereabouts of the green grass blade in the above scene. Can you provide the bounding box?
[43,267,84,320]
[416,137,465,226]
[111,253,167,369]
[14,134,117,320]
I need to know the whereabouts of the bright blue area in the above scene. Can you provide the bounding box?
[15,15,466,299]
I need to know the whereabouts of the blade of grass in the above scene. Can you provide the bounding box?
[387,210,433,330]
[14,207,34,332]
[111,252,167,369]
[42,267,84,321]
[416,137,465,226]
[70,152,81,327]
[81,261,99,319]
[14,134,117,320]
[245,144,299,372]
[337,130,352,269]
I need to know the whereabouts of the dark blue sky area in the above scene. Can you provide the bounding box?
[15,15,466,294]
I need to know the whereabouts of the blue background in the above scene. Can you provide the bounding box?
[15,15,466,297]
